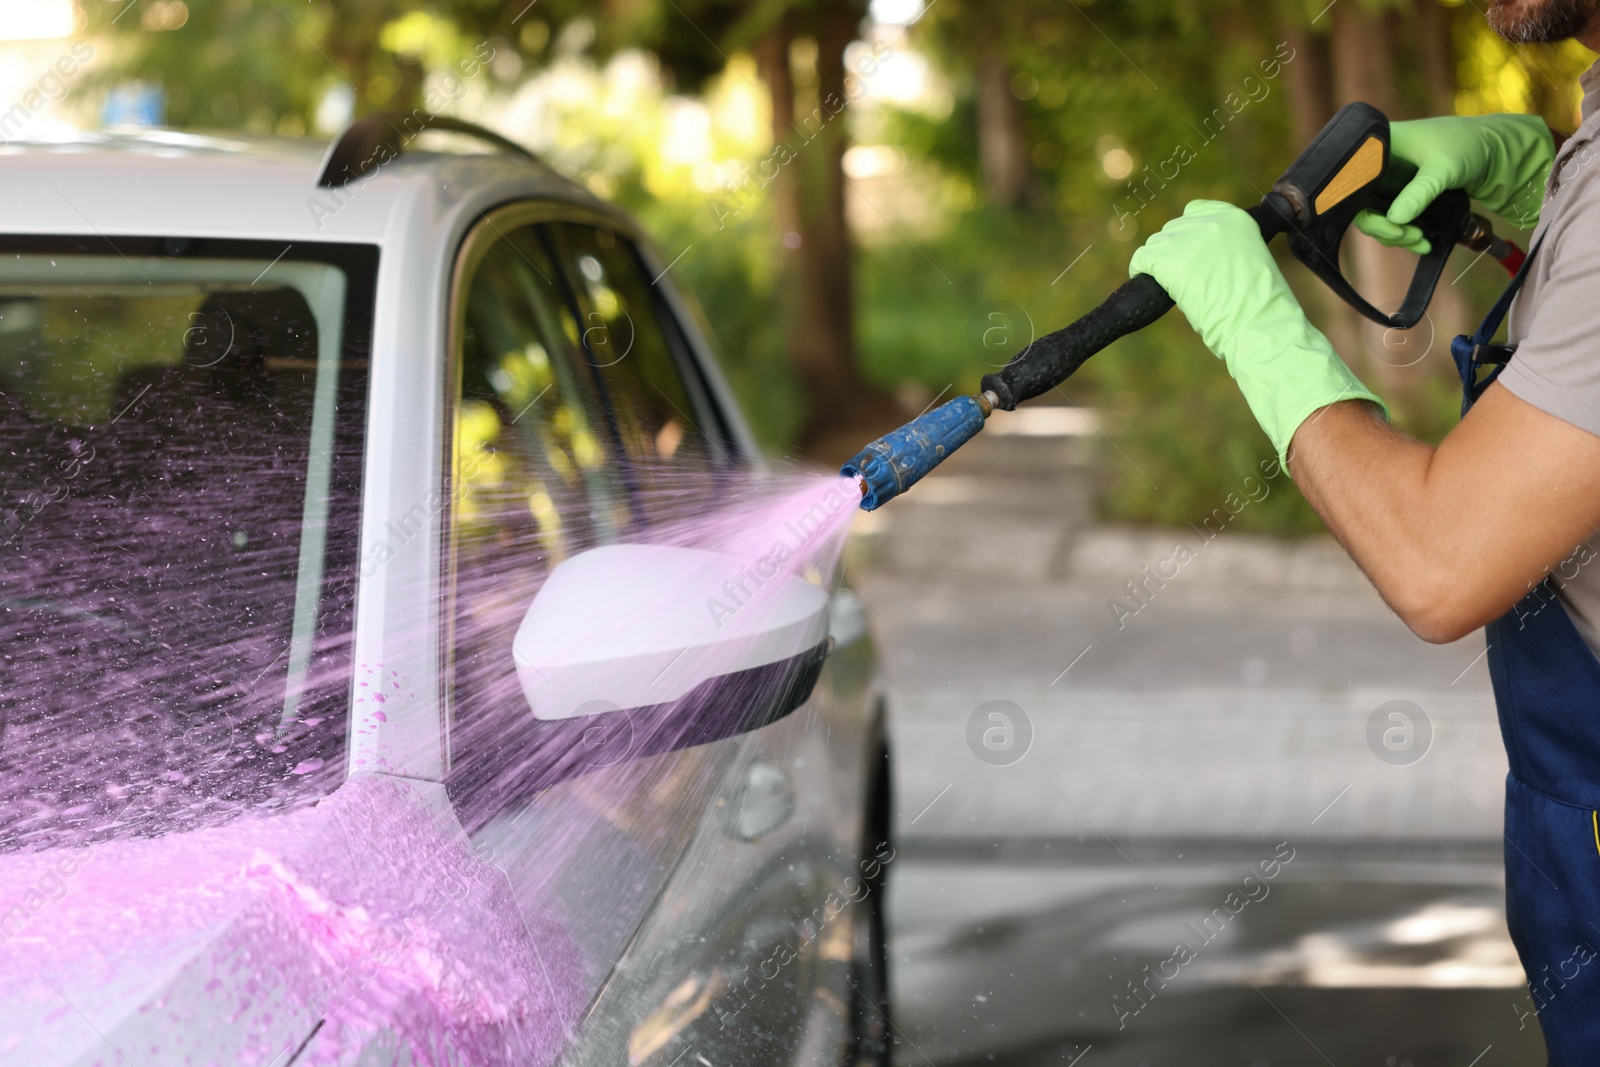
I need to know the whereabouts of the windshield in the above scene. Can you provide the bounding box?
[0,238,376,853]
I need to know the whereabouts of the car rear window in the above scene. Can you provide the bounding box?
[0,238,375,853]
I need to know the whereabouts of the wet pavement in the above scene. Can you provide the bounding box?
[861,573,1540,1066]
[887,851,1540,1066]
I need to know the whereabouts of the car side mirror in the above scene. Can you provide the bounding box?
[509,543,830,774]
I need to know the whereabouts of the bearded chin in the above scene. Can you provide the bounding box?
[1488,0,1600,42]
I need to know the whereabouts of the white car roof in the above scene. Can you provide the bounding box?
[0,126,617,246]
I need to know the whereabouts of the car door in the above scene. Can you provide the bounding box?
[442,202,881,1067]
[441,203,773,1027]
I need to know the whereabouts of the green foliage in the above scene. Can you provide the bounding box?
[81,0,337,130]
[856,206,1036,398]
[872,94,979,187]
[1078,312,1325,535]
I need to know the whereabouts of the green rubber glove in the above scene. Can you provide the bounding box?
[1130,200,1386,469]
[1352,113,1554,254]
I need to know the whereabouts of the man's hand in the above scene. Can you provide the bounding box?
[1353,114,1554,253]
[1291,387,1600,643]
[1129,200,1385,465]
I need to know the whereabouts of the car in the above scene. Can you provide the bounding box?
[0,113,892,1067]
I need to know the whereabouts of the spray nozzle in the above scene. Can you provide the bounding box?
[840,392,995,511]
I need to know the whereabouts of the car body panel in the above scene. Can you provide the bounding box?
[0,777,579,1066]
[566,612,885,1066]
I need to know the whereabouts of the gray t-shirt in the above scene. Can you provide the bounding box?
[1501,59,1600,648]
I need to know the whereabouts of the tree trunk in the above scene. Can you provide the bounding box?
[1279,18,1362,364]
[801,4,861,413]
[754,25,800,251]
[1415,0,1457,116]
[976,49,1028,208]
[395,54,425,113]
[758,5,893,453]
[1331,2,1453,416]
[325,4,382,113]
[1409,0,1472,361]
[1281,19,1334,147]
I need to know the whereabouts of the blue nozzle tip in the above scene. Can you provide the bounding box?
[840,395,988,511]
[840,464,876,510]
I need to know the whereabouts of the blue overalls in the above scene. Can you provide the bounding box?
[1453,245,1600,1063]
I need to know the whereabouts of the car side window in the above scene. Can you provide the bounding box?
[544,223,731,503]
[446,213,750,820]
[454,225,628,557]
[447,223,627,811]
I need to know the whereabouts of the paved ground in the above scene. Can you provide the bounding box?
[888,854,1540,1067]
[859,570,1539,1066]
[864,577,1503,843]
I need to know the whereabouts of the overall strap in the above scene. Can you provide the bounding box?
[1451,237,1543,412]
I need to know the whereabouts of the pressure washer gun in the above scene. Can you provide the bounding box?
[842,102,1527,510]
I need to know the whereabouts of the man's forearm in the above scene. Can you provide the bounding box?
[1288,387,1600,643]
[1287,400,1461,636]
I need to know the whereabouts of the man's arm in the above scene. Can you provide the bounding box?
[1289,385,1600,642]
[1130,200,1600,646]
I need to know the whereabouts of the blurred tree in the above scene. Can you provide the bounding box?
[650,0,892,448]
[906,0,1058,209]
[975,47,1029,208]
[456,0,894,448]
[1413,0,1457,114]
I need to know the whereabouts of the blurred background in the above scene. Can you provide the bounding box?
[2,0,1583,1061]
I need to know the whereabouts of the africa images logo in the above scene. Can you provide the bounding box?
[1366,699,1432,766]
[966,700,1033,766]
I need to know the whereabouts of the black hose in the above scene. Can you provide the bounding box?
[980,195,1294,410]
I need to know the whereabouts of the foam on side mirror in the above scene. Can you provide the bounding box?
[512,543,830,720]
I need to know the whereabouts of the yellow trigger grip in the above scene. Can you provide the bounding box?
[1314,136,1384,215]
